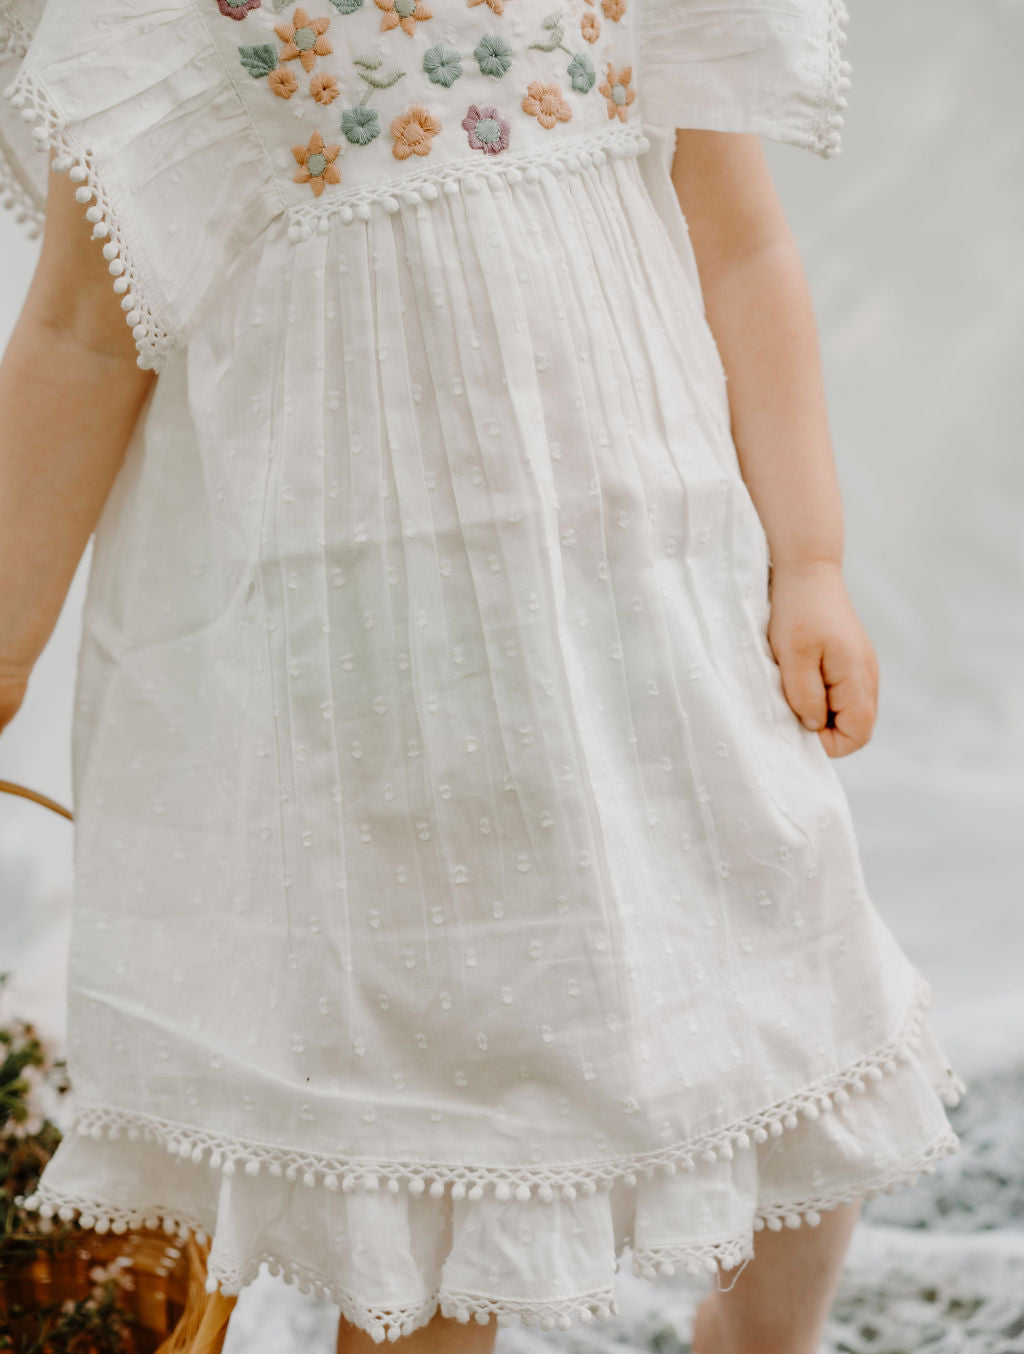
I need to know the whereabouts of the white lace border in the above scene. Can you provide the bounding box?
[20,971,964,1205]
[0,61,174,371]
[16,1127,961,1342]
[15,968,965,1339]
[0,1,41,235]
[818,0,853,157]
[284,124,653,240]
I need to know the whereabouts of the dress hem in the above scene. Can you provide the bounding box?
[15,1126,961,1342]
[23,970,964,1203]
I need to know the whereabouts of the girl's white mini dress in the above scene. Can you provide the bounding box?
[0,0,966,1339]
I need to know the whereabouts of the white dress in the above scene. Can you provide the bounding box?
[0,0,967,1340]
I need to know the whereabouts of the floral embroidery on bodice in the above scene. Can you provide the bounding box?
[207,0,648,226]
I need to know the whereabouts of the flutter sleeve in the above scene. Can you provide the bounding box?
[0,0,273,370]
[636,0,852,159]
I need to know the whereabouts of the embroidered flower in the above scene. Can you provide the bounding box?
[600,0,625,18]
[292,129,342,195]
[423,43,463,87]
[217,0,262,19]
[342,104,381,144]
[599,62,634,120]
[310,72,341,103]
[374,0,432,35]
[566,51,595,93]
[274,6,332,73]
[391,105,441,159]
[468,0,508,12]
[521,80,572,130]
[474,33,512,77]
[269,66,300,98]
[462,103,510,154]
[580,11,600,41]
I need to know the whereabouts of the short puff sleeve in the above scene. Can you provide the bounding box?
[637,0,852,159]
[0,0,275,370]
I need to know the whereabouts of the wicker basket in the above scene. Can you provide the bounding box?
[1,780,195,1348]
[1,1223,191,1351]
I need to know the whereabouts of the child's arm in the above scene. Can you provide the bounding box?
[0,156,156,736]
[669,128,879,759]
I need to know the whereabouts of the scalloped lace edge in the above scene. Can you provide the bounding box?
[818,0,853,158]
[15,1128,961,1342]
[1,63,174,371]
[285,123,652,238]
[0,0,43,235]
[22,971,965,1201]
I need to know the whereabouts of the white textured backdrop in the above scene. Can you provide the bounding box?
[1,3,1022,1350]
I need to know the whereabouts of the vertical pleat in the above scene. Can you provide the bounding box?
[166,146,887,1161]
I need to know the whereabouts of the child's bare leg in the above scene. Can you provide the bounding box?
[692,1198,862,1354]
[337,1309,497,1354]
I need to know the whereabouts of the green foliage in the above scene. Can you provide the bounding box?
[0,972,136,1354]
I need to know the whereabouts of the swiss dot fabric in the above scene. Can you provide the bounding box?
[0,0,964,1340]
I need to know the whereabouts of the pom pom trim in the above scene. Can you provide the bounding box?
[817,0,853,159]
[28,972,962,1200]
[0,1,43,238]
[284,124,651,241]
[1,63,175,371]
[16,1125,961,1343]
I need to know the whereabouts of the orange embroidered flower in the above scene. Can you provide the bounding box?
[274,6,332,74]
[374,0,432,36]
[521,81,572,130]
[601,0,625,18]
[292,129,342,196]
[581,11,600,41]
[310,72,340,104]
[468,0,506,12]
[598,62,635,120]
[390,105,441,159]
[268,67,299,99]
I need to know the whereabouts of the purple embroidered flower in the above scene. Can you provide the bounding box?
[217,0,262,17]
[462,103,510,155]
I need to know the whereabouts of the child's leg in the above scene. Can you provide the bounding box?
[337,1310,497,1354]
[692,1198,862,1354]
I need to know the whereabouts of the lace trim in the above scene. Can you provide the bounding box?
[628,1126,962,1281]
[33,972,963,1200]
[0,2,31,65]
[1,65,175,371]
[438,1286,619,1331]
[818,0,853,158]
[0,1,43,236]
[14,1129,962,1341]
[285,124,652,239]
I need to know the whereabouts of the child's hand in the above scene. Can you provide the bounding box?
[765,562,879,758]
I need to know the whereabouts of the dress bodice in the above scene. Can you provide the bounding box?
[1,0,850,363]
[217,0,649,227]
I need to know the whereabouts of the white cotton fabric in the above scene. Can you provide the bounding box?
[1,0,965,1339]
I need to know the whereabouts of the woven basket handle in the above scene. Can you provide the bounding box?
[0,779,73,822]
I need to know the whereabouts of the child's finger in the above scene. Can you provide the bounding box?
[775,644,830,732]
[817,665,877,756]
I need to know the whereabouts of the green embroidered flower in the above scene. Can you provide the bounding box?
[474,33,512,78]
[566,51,595,93]
[342,104,381,144]
[423,43,462,88]
[328,0,363,10]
